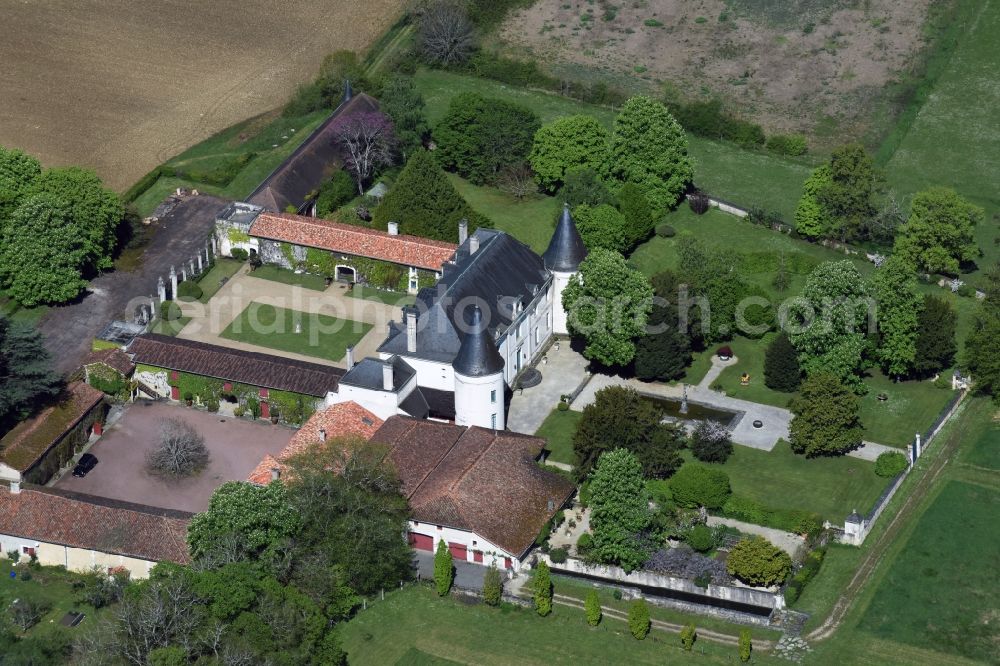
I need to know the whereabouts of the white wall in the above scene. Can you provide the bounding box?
[0,536,157,579]
[409,520,520,571]
[454,371,505,430]
[550,272,572,336]
[0,463,21,485]
[326,373,420,421]
[380,354,455,392]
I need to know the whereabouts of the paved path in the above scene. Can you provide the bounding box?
[697,354,737,389]
[506,342,590,435]
[848,440,899,461]
[706,516,805,558]
[412,551,488,591]
[176,268,399,368]
[38,195,230,374]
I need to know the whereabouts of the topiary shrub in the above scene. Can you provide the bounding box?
[230,247,249,261]
[628,599,650,639]
[874,450,909,478]
[160,300,181,321]
[585,589,602,626]
[655,223,676,237]
[176,280,202,301]
[739,628,752,662]
[557,400,570,411]
[483,564,503,606]
[576,532,593,554]
[688,191,710,214]
[680,623,697,650]
[549,547,568,564]
[726,536,792,587]
[686,524,715,552]
[668,463,731,509]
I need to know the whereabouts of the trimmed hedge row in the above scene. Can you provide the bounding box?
[720,495,823,537]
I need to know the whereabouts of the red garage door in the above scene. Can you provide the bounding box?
[449,542,467,561]
[473,550,483,563]
[409,533,433,551]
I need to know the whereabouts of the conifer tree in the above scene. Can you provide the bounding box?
[764,332,801,392]
[532,560,552,616]
[585,589,602,626]
[628,599,650,639]
[434,540,453,597]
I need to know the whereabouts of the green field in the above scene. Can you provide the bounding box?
[964,419,1000,471]
[448,173,560,253]
[859,480,1000,661]
[535,408,584,465]
[338,585,767,665]
[348,285,416,306]
[249,265,330,291]
[857,371,958,447]
[221,302,371,361]
[414,69,814,220]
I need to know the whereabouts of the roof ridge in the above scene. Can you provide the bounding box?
[257,212,458,249]
[445,427,497,495]
[402,421,466,501]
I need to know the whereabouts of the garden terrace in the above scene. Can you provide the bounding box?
[0,382,107,485]
[126,333,344,397]
[249,211,457,272]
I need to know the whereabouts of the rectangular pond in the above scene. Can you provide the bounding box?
[639,394,743,429]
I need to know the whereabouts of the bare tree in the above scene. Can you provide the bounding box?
[9,598,49,631]
[146,417,209,478]
[112,575,203,666]
[417,0,476,66]
[330,111,396,195]
[497,163,536,201]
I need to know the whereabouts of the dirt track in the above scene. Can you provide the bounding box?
[0,0,403,191]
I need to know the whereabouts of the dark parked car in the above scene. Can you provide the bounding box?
[72,453,98,478]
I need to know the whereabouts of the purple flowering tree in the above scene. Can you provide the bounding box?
[331,111,396,195]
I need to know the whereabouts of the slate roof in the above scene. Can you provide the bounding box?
[340,356,416,392]
[370,417,575,556]
[247,93,380,213]
[83,348,136,377]
[127,334,343,397]
[0,382,105,473]
[452,305,505,377]
[249,212,457,272]
[542,204,588,272]
[0,487,192,564]
[378,229,550,363]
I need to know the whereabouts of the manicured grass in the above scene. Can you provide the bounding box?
[712,334,793,408]
[447,173,559,253]
[414,68,815,219]
[857,371,957,447]
[0,291,48,325]
[535,408,583,465]
[132,176,224,217]
[347,285,415,306]
[0,560,106,637]
[696,440,889,523]
[859,480,1000,662]
[963,419,1000,471]
[150,316,191,336]
[221,302,371,362]
[680,347,715,386]
[248,265,329,291]
[196,258,243,303]
[338,584,758,664]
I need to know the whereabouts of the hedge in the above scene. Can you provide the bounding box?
[720,495,823,536]
[783,547,826,604]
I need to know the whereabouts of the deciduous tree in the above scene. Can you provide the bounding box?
[690,420,733,463]
[573,203,629,253]
[378,74,429,160]
[894,186,983,275]
[725,536,792,586]
[789,373,863,456]
[146,418,210,478]
[330,111,395,195]
[615,183,655,250]
[557,167,614,208]
[870,255,920,378]
[793,165,831,240]
[815,143,881,242]
[0,146,41,221]
[668,463,731,509]
[529,115,610,192]
[588,449,651,572]
[963,265,1000,401]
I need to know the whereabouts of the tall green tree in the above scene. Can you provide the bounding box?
[789,373,863,456]
[0,315,62,432]
[0,194,90,306]
[913,294,957,377]
[588,449,651,573]
[434,540,453,596]
[634,269,699,382]
[615,182,655,250]
[434,92,540,184]
[532,560,552,616]
[963,265,1000,401]
[378,74,429,160]
[585,589,602,626]
[529,115,610,192]
[870,255,920,378]
[788,260,870,391]
[573,203,628,254]
[0,146,41,220]
[563,248,653,367]
[894,186,983,274]
[793,165,831,240]
[725,536,792,586]
[605,96,694,214]
[764,332,801,392]
[557,167,614,208]
[628,599,651,639]
[815,143,882,242]
[372,149,488,241]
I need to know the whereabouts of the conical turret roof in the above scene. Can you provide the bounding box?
[542,203,588,272]
[452,304,505,377]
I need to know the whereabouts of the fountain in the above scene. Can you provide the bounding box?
[680,384,689,415]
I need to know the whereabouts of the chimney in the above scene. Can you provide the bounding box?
[346,346,355,370]
[458,218,469,244]
[387,221,399,236]
[270,467,280,482]
[9,480,21,494]
[318,427,327,442]
[469,235,480,255]
[383,361,394,391]
[406,308,417,353]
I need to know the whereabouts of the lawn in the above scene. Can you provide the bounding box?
[149,316,191,337]
[195,258,243,303]
[535,408,584,466]
[448,173,560,254]
[0,560,106,640]
[858,480,1000,662]
[857,371,957,447]
[347,285,415,306]
[221,302,371,362]
[248,265,329,291]
[414,68,815,220]
[697,441,889,523]
[712,334,793,408]
[0,291,48,325]
[338,584,763,665]
[964,419,1000,471]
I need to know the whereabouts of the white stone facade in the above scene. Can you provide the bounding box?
[408,520,521,571]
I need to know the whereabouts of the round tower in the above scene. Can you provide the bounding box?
[542,203,588,336]
[453,304,506,430]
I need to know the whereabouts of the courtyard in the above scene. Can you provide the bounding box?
[54,401,292,513]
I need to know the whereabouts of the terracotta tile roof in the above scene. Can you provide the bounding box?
[83,348,136,376]
[0,487,191,564]
[247,402,384,485]
[249,212,457,272]
[371,418,576,557]
[127,334,343,397]
[0,382,105,472]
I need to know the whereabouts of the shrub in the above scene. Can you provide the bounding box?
[549,547,568,564]
[933,374,951,389]
[182,391,194,402]
[739,628,752,662]
[957,284,975,298]
[159,300,181,321]
[726,536,792,587]
[316,170,358,216]
[205,399,219,413]
[434,540,453,596]
[688,190,710,214]
[585,589,602,626]
[717,345,733,358]
[680,623,697,650]
[766,134,808,156]
[874,451,909,478]
[628,599,650,639]
[655,223,676,237]
[557,400,570,411]
[668,464,731,509]
[533,560,553,616]
[146,417,209,478]
[9,598,50,631]
[576,532,593,554]
[230,247,249,261]
[686,524,715,552]
[690,420,734,463]
[483,564,503,606]
[612,589,623,600]
[176,280,202,301]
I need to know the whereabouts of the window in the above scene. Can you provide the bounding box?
[491,413,497,429]
[490,389,497,404]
